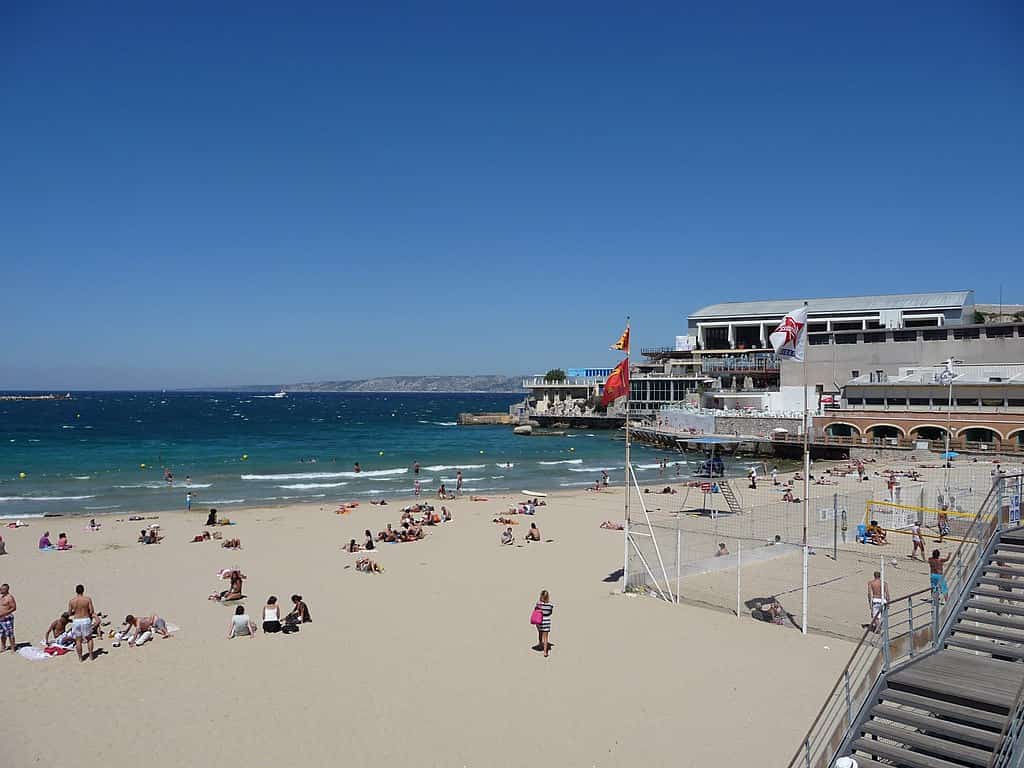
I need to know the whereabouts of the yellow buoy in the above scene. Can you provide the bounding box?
[569,447,575,451]
[18,471,26,479]
[140,463,146,469]
[378,451,384,456]
[242,454,249,461]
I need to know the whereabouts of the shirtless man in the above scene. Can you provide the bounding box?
[68,584,97,661]
[45,611,72,645]
[0,583,16,654]
[928,550,951,603]
[867,571,890,632]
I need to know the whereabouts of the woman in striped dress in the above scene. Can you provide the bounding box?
[535,589,553,657]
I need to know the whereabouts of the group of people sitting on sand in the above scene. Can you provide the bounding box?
[505,498,545,516]
[229,594,312,638]
[501,521,542,545]
[38,531,73,551]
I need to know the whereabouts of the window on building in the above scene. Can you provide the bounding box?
[981,399,1005,408]
[865,397,884,405]
[846,397,863,405]
[908,398,931,406]
[886,398,908,406]
[953,328,980,340]
[956,398,978,407]
[893,330,918,342]
[851,370,860,379]
[863,331,886,343]
[986,326,1014,338]
[835,333,859,344]
[1008,399,1024,408]
[923,329,948,341]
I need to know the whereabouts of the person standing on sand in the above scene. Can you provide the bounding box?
[68,584,96,661]
[0,583,16,654]
[929,550,951,603]
[866,571,889,632]
[533,590,553,657]
[909,521,925,561]
[185,491,192,512]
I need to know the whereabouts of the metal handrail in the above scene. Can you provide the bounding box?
[989,673,1024,767]
[787,475,1010,768]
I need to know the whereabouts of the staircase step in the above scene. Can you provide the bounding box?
[977,576,1024,591]
[851,736,978,768]
[971,589,1024,604]
[967,597,1024,615]
[995,543,1024,554]
[860,721,992,765]
[961,610,1024,632]
[869,704,1001,748]
[984,565,1024,578]
[879,688,1006,730]
[989,553,1024,566]
[947,636,1024,660]
[952,622,1024,644]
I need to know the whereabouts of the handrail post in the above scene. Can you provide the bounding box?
[932,586,941,648]
[844,668,853,728]
[803,737,811,768]
[881,604,892,670]
[907,596,915,657]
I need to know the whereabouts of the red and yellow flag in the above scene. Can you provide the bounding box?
[600,358,630,406]
[610,325,630,353]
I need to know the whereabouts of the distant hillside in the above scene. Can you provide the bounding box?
[287,376,526,393]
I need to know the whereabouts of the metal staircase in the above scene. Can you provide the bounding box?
[718,479,744,516]
[789,474,1024,768]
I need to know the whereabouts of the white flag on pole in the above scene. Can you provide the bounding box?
[769,306,808,362]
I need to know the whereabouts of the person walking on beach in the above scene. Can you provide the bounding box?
[929,550,951,603]
[68,584,97,661]
[185,491,193,513]
[867,571,889,632]
[532,590,553,657]
[414,478,421,497]
[0,583,16,654]
[456,470,463,495]
[909,521,925,561]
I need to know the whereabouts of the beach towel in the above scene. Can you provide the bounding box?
[17,646,52,661]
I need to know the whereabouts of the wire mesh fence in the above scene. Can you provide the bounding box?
[624,459,1011,635]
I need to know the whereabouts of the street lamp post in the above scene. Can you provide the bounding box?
[942,358,962,493]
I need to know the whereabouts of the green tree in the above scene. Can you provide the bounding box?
[544,368,567,382]
[973,310,987,324]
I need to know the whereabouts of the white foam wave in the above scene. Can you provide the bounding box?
[279,494,327,500]
[422,464,485,471]
[276,482,349,490]
[494,463,514,469]
[241,467,407,481]
[490,475,505,479]
[84,505,121,510]
[568,466,620,473]
[203,499,245,505]
[73,475,92,480]
[559,481,597,487]
[0,495,96,502]
[417,420,458,426]
[538,459,583,465]
[440,477,482,483]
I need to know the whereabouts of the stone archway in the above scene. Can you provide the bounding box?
[909,425,949,442]
[825,422,861,438]
[958,426,1001,444]
[867,423,905,440]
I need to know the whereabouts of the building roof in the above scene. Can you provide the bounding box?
[690,291,974,320]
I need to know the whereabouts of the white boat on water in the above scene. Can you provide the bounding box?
[256,390,288,399]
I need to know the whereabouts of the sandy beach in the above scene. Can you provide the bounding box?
[1,481,858,767]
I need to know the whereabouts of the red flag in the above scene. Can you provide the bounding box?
[601,358,630,406]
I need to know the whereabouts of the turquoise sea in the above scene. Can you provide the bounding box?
[0,392,744,519]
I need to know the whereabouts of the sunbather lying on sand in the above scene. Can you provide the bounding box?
[600,521,624,530]
[221,538,242,549]
[493,517,518,525]
[355,557,382,573]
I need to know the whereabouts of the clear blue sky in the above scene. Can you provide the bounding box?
[2,2,1021,388]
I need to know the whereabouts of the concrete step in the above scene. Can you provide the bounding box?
[860,720,992,765]
[851,736,979,768]
[952,622,1024,644]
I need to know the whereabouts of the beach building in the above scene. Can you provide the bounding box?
[817,363,1024,449]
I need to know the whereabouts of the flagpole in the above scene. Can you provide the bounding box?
[801,300,810,636]
[622,316,631,594]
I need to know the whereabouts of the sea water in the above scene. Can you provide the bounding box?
[0,392,748,518]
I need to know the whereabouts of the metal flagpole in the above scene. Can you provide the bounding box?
[801,301,810,636]
[622,318,631,594]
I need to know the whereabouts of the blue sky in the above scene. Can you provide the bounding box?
[2,2,1021,388]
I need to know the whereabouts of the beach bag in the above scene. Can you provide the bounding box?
[530,605,543,626]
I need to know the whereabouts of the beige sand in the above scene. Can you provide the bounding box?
[0,487,855,767]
